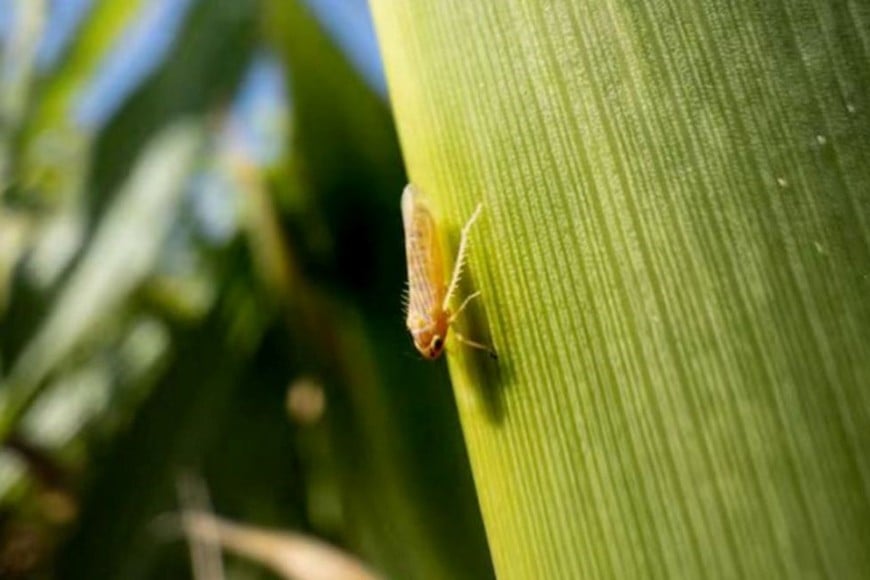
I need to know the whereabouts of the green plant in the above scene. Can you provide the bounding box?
[370,1,870,577]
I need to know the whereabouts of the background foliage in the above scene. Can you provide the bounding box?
[0,1,492,578]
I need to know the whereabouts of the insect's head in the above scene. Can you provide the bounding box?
[412,319,448,360]
[413,328,445,359]
[425,334,445,359]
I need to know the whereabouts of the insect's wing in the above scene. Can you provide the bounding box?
[402,185,445,321]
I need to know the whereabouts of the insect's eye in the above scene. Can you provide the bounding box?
[433,336,443,350]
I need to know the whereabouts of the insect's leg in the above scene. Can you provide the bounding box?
[442,203,483,312]
[448,291,481,324]
[453,331,498,359]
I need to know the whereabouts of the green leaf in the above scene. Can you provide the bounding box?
[370,1,870,577]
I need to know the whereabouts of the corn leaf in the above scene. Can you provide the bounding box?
[370,1,870,577]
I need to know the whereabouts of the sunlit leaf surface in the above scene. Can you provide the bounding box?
[370,0,870,578]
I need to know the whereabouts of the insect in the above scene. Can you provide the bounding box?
[402,184,497,360]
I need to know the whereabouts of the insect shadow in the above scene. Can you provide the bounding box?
[445,234,513,426]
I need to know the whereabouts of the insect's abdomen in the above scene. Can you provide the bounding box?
[402,186,445,330]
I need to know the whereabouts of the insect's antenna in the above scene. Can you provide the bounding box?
[443,202,483,311]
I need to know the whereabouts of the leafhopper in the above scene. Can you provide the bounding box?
[401,184,496,360]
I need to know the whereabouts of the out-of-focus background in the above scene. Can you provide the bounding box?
[0,1,493,578]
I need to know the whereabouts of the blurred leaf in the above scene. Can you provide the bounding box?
[0,121,203,435]
[370,0,870,578]
[181,511,382,580]
[54,261,269,580]
[0,0,45,161]
[86,0,257,221]
[23,0,145,137]
[264,0,402,202]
